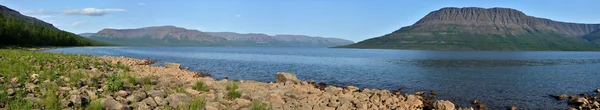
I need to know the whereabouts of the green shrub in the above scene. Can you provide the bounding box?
[180,97,205,110]
[42,83,59,110]
[85,99,104,110]
[226,82,240,100]
[192,81,209,92]
[250,101,272,110]
[106,73,124,92]
[8,98,33,110]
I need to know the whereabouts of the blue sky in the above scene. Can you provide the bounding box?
[1,0,599,42]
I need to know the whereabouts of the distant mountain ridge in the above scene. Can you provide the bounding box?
[341,7,600,51]
[90,26,354,47]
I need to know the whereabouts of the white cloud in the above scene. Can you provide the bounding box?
[137,2,147,6]
[71,21,86,26]
[23,9,57,15]
[63,8,126,16]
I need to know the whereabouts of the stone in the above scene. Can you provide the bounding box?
[166,93,191,108]
[24,96,42,103]
[551,94,568,100]
[568,96,588,106]
[10,77,18,83]
[205,105,219,110]
[70,95,82,106]
[102,98,130,110]
[114,90,128,97]
[324,86,342,95]
[135,102,151,110]
[405,95,424,108]
[147,90,165,98]
[269,93,285,104]
[30,74,39,79]
[433,100,455,110]
[596,89,600,93]
[472,99,479,104]
[7,89,14,96]
[142,97,158,107]
[477,104,487,110]
[115,96,128,104]
[165,62,181,69]
[185,88,200,95]
[345,86,359,92]
[154,96,167,106]
[234,98,252,107]
[275,72,299,84]
[133,91,147,101]
[86,90,98,100]
[510,106,518,110]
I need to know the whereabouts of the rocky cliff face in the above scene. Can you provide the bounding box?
[341,7,600,51]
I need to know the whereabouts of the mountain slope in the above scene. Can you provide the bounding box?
[205,32,354,47]
[340,7,600,51]
[90,26,229,46]
[90,26,354,47]
[78,33,95,38]
[583,29,600,45]
[0,5,106,47]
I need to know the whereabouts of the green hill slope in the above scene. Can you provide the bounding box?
[0,5,106,47]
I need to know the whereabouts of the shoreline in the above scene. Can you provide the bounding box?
[3,49,598,109]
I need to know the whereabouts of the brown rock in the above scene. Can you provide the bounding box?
[147,90,165,98]
[141,97,157,107]
[114,90,128,97]
[154,96,167,106]
[102,98,130,110]
[596,89,600,93]
[406,95,424,108]
[433,100,455,110]
[551,94,568,100]
[165,93,191,108]
[165,62,181,69]
[510,106,518,110]
[234,98,252,107]
[205,105,219,110]
[568,96,588,106]
[477,104,487,110]
[275,72,299,84]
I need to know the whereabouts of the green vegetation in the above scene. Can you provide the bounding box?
[0,49,134,109]
[106,72,124,92]
[192,81,209,92]
[180,97,205,110]
[0,14,107,47]
[250,101,272,110]
[340,24,600,51]
[85,100,104,110]
[226,82,241,100]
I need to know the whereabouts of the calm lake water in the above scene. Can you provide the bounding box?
[45,47,600,109]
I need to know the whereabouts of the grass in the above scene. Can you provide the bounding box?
[192,81,209,92]
[106,72,124,92]
[179,97,205,110]
[250,101,272,110]
[85,99,104,110]
[7,98,33,110]
[41,83,59,110]
[226,82,241,100]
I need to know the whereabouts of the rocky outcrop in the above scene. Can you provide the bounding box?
[164,62,180,69]
[275,72,299,84]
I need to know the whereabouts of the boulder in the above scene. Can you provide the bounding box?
[147,90,165,98]
[154,96,167,106]
[165,62,181,69]
[275,72,299,84]
[114,90,129,97]
[433,100,455,110]
[477,104,487,110]
[141,97,158,107]
[101,98,130,110]
[70,95,82,106]
[205,105,219,110]
[568,96,588,106]
[166,93,191,108]
[405,95,424,108]
[234,98,252,107]
[596,89,600,93]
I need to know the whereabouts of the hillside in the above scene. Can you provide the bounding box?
[90,26,354,47]
[340,7,600,51]
[90,26,229,46]
[0,5,106,47]
[206,32,354,47]
[583,29,600,45]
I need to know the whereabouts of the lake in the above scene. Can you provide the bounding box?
[45,46,600,109]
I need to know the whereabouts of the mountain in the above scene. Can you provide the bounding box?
[205,32,354,47]
[583,29,600,45]
[89,26,228,46]
[0,5,106,47]
[340,7,600,51]
[78,33,95,38]
[90,26,354,47]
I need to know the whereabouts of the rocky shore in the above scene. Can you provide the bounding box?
[3,49,600,110]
